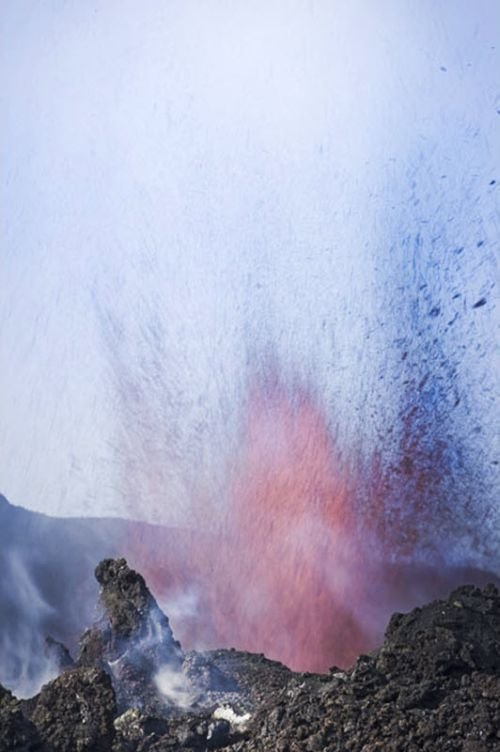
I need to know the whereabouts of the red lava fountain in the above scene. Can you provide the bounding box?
[212,376,368,671]
[127,374,373,672]
[125,372,489,673]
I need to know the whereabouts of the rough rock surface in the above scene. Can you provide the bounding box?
[0,683,42,752]
[28,668,116,752]
[79,558,183,712]
[231,583,500,751]
[2,559,500,751]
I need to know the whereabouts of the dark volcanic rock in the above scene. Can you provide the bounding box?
[44,637,75,673]
[203,648,294,709]
[233,583,500,751]
[112,710,242,751]
[91,557,183,662]
[2,557,500,751]
[30,667,116,752]
[377,583,500,680]
[0,682,43,752]
[93,558,181,654]
[112,708,169,752]
[0,705,42,752]
[0,683,13,707]
[79,558,183,713]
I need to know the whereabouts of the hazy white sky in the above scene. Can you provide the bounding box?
[1,1,498,525]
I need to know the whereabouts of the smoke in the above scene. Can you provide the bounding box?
[0,550,59,698]
[0,497,128,696]
[154,668,195,708]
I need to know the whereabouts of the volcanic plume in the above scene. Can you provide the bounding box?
[213,373,366,671]
[123,352,499,675]
[125,370,363,669]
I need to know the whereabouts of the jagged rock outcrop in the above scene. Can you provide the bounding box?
[43,637,75,674]
[79,558,183,712]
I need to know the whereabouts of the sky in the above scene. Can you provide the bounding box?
[0,1,498,545]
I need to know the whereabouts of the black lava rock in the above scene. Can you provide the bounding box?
[0,683,43,752]
[232,583,500,751]
[79,558,183,713]
[29,667,116,752]
[2,561,500,751]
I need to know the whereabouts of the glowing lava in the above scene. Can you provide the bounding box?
[127,373,374,671]
[125,370,494,673]
[212,374,366,671]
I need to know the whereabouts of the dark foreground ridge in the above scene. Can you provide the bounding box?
[1,558,500,751]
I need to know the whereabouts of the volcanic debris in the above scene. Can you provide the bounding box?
[79,558,183,713]
[1,558,500,750]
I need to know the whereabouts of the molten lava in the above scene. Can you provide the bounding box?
[213,375,366,671]
[126,370,481,672]
[127,373,376,671]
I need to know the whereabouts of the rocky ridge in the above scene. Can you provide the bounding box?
[1,559,500,751]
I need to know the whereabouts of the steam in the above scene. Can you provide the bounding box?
[0,497,127,696]
[154,668,195,708]
[0,551,59,698]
